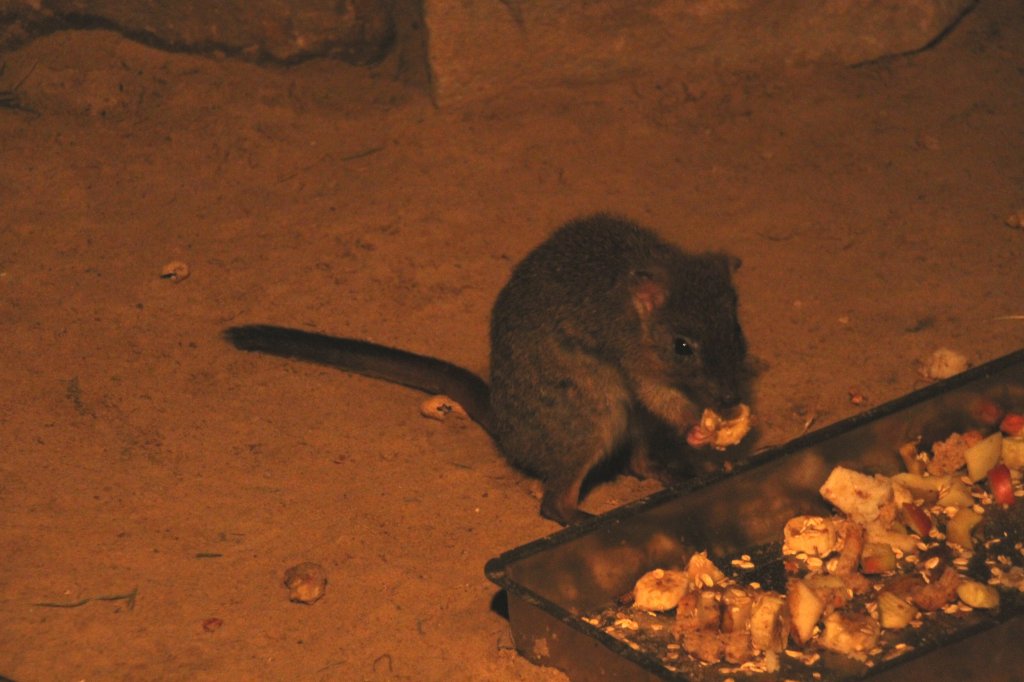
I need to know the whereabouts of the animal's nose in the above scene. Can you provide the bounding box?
[717,390,741,411]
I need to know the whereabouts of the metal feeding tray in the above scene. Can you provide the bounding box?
[486,349,1024,681]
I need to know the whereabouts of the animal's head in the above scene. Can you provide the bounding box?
[629,252,747,410]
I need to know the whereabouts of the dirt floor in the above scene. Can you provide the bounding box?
[1,1,1023,680]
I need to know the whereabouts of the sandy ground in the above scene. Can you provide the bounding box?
[1,2,1023,680]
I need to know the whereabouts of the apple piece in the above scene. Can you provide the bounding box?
[1002,436,1024,471]
[674,590,700,633]
[876,590,919,629]
[721,587,753,634]
[750,592,790,653]
[860,542,897,574]
[956,580,1000,609]
[675,590,723,639]
[696,588,723,629]
[936,479,975,508]
[805,574,853,609]
[819,611,880,659]
[965,432,1003,482]
[898,441,925,475]
[972,398,1005,427]
[987,463,1016,506]
[899,502,933,536]
[946,507,983,550]
[1000,412,1024,437]
[787,578,825,644]
[891,472,945,504]
[724,629,753,665]
[865,521,920,556]
[685,550,727,588]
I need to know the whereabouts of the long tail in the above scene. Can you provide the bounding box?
[224,324,494,435]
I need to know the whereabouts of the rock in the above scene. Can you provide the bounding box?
[423,0,977,105]
[0,0,396,64]
[0,0,977,106]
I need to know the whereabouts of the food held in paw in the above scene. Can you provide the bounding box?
[686,404,752,450]
[283,562,328,604]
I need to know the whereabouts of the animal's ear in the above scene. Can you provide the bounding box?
[709,252,741,274]
[630,269,668,318]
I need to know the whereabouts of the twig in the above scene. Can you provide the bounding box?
[372,653,394,674]
[275,146,384,184]
[0,61,39,115]
[12,61,38,92]
[33,587,138,611]
[340,145,384,162]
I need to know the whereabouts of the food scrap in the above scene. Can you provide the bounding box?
[1005,209,1024,229]
[919,348,970,381]
[419,395,468,421]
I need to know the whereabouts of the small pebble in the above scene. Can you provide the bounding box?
[160,260,190,283]
[284,562,328,604]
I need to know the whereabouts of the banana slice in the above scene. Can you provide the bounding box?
[633,568,689,612]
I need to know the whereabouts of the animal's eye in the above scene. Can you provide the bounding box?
[673,338,693,356]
